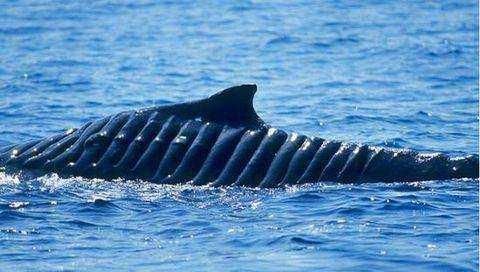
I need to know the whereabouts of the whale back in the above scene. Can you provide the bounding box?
[0,85,478,186]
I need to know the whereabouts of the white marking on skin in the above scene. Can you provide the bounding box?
[301,140,311,150]
[290,133,298,142]
[100,131,107,137]
[10,149,19,158]
[175,136,187,143]
[337,144,347,153]
[66,128,75,134]
[249,130,256,136]
[267,128,277,137]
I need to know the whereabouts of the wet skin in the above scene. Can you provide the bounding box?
[1,85,478,187]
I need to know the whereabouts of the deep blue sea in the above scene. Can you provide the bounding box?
[0,0,478,271]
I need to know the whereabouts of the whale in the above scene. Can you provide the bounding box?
[0,84,478,186]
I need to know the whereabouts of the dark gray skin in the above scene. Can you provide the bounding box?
[0,85,478,187]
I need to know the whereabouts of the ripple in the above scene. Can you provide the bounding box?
[290,236,323,245]
[264,35,300,47]
[62,219,101,228]
[377,198,440,212]
[0,26,51,35]
[284,192,325,203]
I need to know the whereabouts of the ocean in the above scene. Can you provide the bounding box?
[0,0,478,271]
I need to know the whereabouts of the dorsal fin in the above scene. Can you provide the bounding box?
[200,84,264,127]
[147,84,264,127]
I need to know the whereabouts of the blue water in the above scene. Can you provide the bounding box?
[0,0,478,271]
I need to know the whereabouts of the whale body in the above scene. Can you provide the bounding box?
[0,85,478,186]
